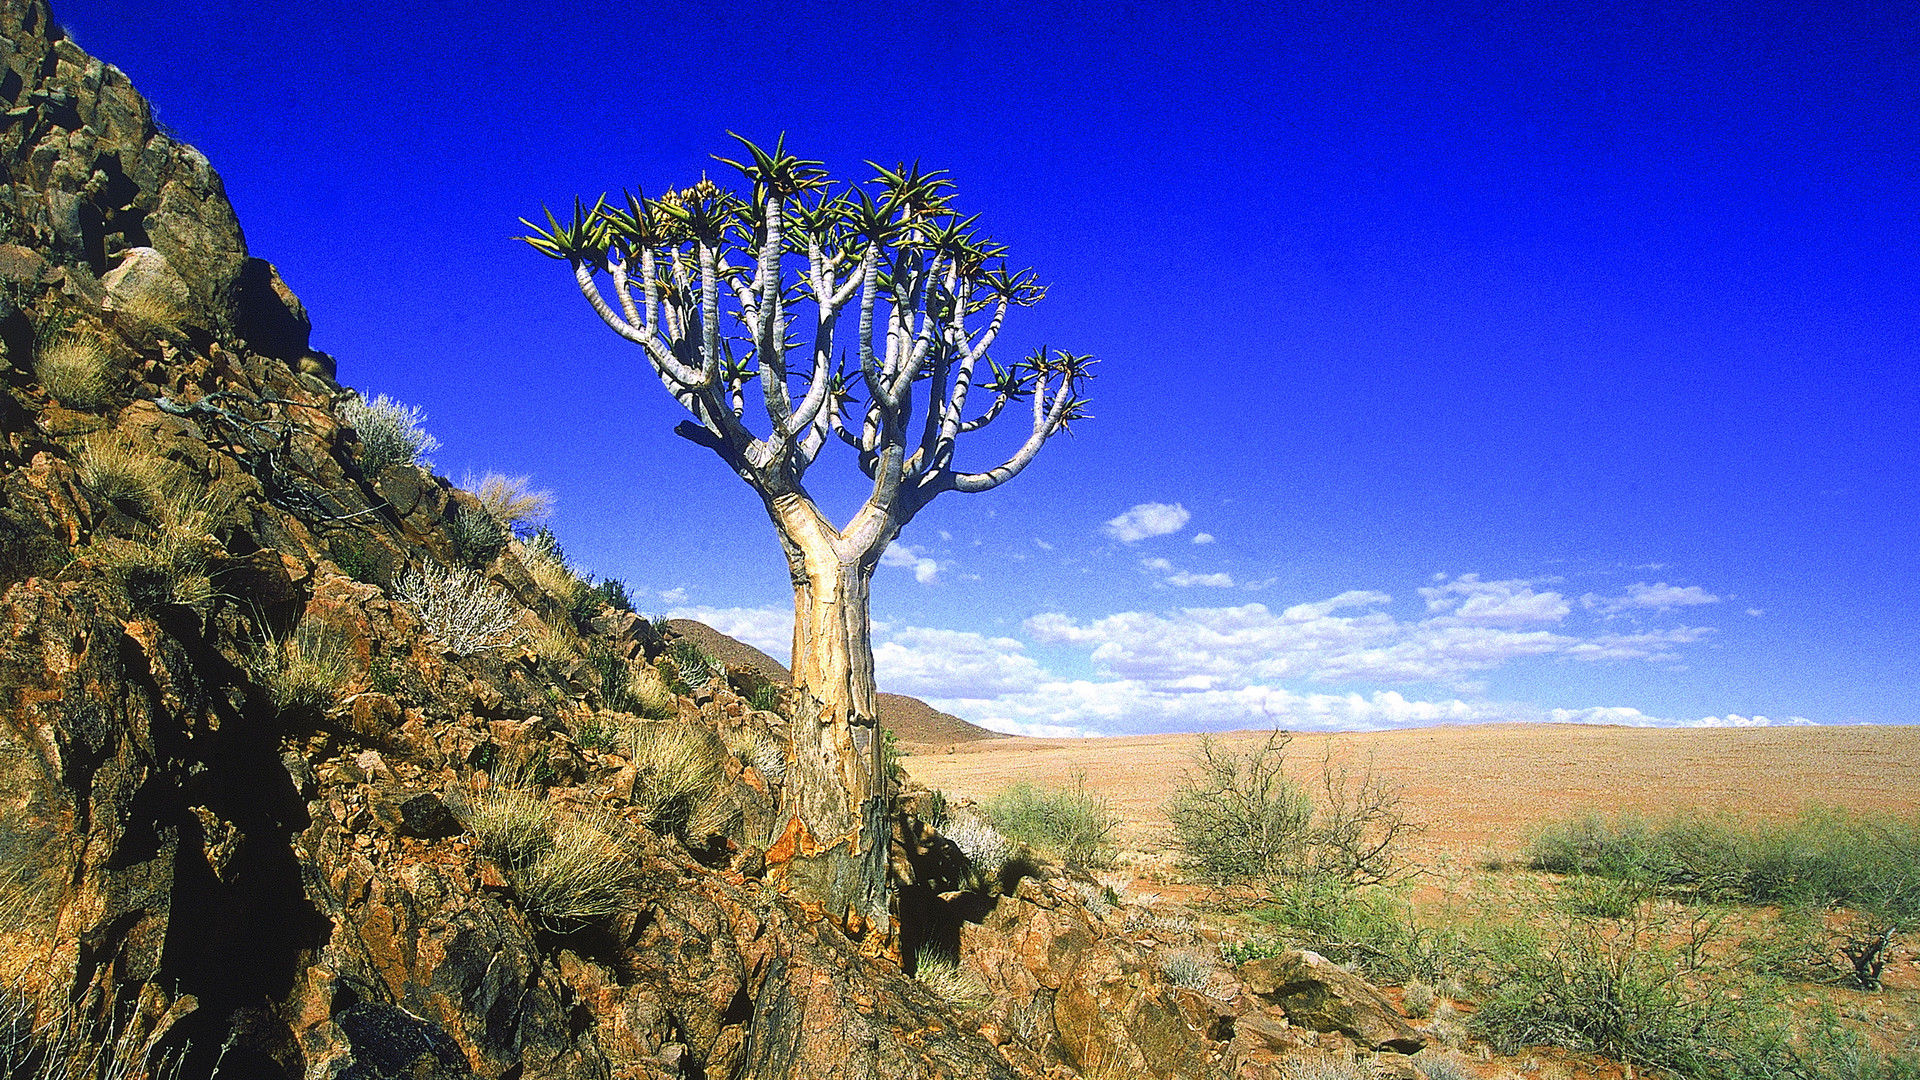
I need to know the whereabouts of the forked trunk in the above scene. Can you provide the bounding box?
[764,494,894,936]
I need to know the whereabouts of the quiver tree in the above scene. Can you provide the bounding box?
[521,136,1092,932]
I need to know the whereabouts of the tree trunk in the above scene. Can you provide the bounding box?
[764,494,894,937]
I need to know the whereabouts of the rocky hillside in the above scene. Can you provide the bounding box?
[0,4,1441,1078]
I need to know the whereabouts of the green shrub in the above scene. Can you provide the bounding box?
[666,638,720,692]
[981,771,1119,867]
[746,680,783,714]
[1255,874,1471,986]
[1166,730,1312,883]
[1526,808,1920,989]
[1469,891,1794,1080]
[1166,730,1418,887]
[330,533,384,583]
[341,392,440,472]
[567,575,635,633]
[449,504,508,565]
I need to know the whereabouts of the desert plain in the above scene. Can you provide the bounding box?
[901,722,1920,863]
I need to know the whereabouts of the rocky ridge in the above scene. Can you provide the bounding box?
[0,3,1438,1078]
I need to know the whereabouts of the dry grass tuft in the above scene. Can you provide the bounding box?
[512,813,642,928]
[517,536,580,602]
[528,624,579,667]
[461,785,555,868]
[110,287,192,343]
[629,723,724,833]
[455,788,639,929]
[912,945,989,1008]
[75,434,181,516]
[468,472,553,534]
[256,621,354,714]
[34,337,117,410]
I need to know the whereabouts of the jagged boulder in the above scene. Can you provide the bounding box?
[1239,949,1425,1054]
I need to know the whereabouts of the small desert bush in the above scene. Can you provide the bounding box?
[1281,1052,1372,1080]
[628,723,724,834]
[33,335,117,410]
[255,620,354,714]
[1401,980,1436,1019]
[340,392,440,472]
[467,472,552,537]
[1166,730,1312,883]
[393,562,529,655]
[1528,808,1920,916]
[981,771,1119,867]
[940,813,1013,876]
[912,944,989,1008]
[1410,1052,1472,1080]
[1156,947,1215,991]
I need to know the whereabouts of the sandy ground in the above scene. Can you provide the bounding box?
[900,723,1920,863]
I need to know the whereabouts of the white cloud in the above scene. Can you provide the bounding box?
[881,542,941,584]
[1420,574,1570,625]
[1027,586,1713,691]
[1167,571,1236,587]
[664,604,792,657]
[1191,533,1215,545]
[1746,608,1763,617]
[1142,555,1235,588]
[1583,582,1721,614]
[1688,714,1816,728]
[1103,502,1191,543]
[1034,538,1054,551]
[872,627,1047,697]
[657,587,688,605]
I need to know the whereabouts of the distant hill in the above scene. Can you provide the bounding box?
[666,619,1009,747]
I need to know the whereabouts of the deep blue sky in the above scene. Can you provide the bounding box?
[59,0,1918,733]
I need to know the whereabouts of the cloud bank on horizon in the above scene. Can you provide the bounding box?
[667,505,1815,737]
